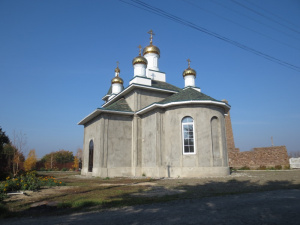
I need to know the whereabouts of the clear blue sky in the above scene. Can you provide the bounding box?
[1,0,300,158]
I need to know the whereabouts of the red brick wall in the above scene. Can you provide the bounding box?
[224,101,289,169]
[228,146,290,169]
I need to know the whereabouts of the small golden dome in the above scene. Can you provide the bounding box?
[143,44,160,56]
[132,55,148,65]
[115,67,120,73]
[183,59,196,77]
[183,68,196,77]
[111,76,123,84]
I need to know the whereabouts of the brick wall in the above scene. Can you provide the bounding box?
[224,100,289,169]
[228,146,290,169]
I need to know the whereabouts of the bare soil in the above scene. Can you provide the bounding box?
[2,170,300,218]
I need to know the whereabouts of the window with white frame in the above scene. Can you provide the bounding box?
[182,116,195,154]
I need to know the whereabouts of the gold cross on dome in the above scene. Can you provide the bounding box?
[138,45,142,56]
[187,59,191,68]
[148,29,155,44]
[116,61,119,67]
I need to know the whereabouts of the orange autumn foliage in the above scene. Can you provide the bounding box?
[24,149,37,171]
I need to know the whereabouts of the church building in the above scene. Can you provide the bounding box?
[78,31,231,178]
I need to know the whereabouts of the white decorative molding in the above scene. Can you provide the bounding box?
[129,76,151,86]
[147,69,166,82]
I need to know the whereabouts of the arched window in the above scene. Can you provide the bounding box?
[88,140,94,172]
[182,116,195,154]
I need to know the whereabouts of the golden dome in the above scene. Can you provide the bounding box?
[143,30,160,56]
[115,67,120,73]
[183,68,196,77]
[183,59,196,77]
[132,55,148,65]
[143,44,160,56]
[111,76,123,84]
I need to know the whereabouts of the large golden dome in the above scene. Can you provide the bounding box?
[132,55,148,65]
[143,44,160,56]
[111,76,123,84]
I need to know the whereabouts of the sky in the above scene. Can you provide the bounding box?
[1,0,300,158]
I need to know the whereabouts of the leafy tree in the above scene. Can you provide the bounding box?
[73,156,79,170]
[54,150,74,164]
[0,127,10,150]
[0,127,10,174]
[24,149,37,171]
[41,150,74,169]
[40,152,55,169]
[0,128,26,176]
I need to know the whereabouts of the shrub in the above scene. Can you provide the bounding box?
[61,168,67,171]
[284,165,290,170]
[238,166,250,170]
[257,166,266,170]
[0,171,65,201]
[275,165,282,170]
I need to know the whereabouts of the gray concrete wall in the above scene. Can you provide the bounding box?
[81,101,229,178]
[81,115,102,175]
[124,88,172,112]
[138,104,229,177]
[141,111,157,168]
[138,89,171,110]
[163,105,228,173]
[106,115,132,168]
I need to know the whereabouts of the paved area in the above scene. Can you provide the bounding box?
[2,189,300,225]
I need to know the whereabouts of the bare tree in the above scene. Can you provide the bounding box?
[12,130,27,175]
[289,151,300,158]
[76,148,83,160]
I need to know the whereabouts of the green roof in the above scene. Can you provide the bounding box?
[102,98,133,112]
[158,87,219,104]
[151,80,181,92]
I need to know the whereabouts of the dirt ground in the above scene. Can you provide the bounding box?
[5,170,300,206]
[1,170,300,224]
[4,189,300,225]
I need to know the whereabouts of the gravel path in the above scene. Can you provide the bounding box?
[3,189,300,225]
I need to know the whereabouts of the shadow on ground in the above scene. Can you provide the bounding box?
[1,171,300,220]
